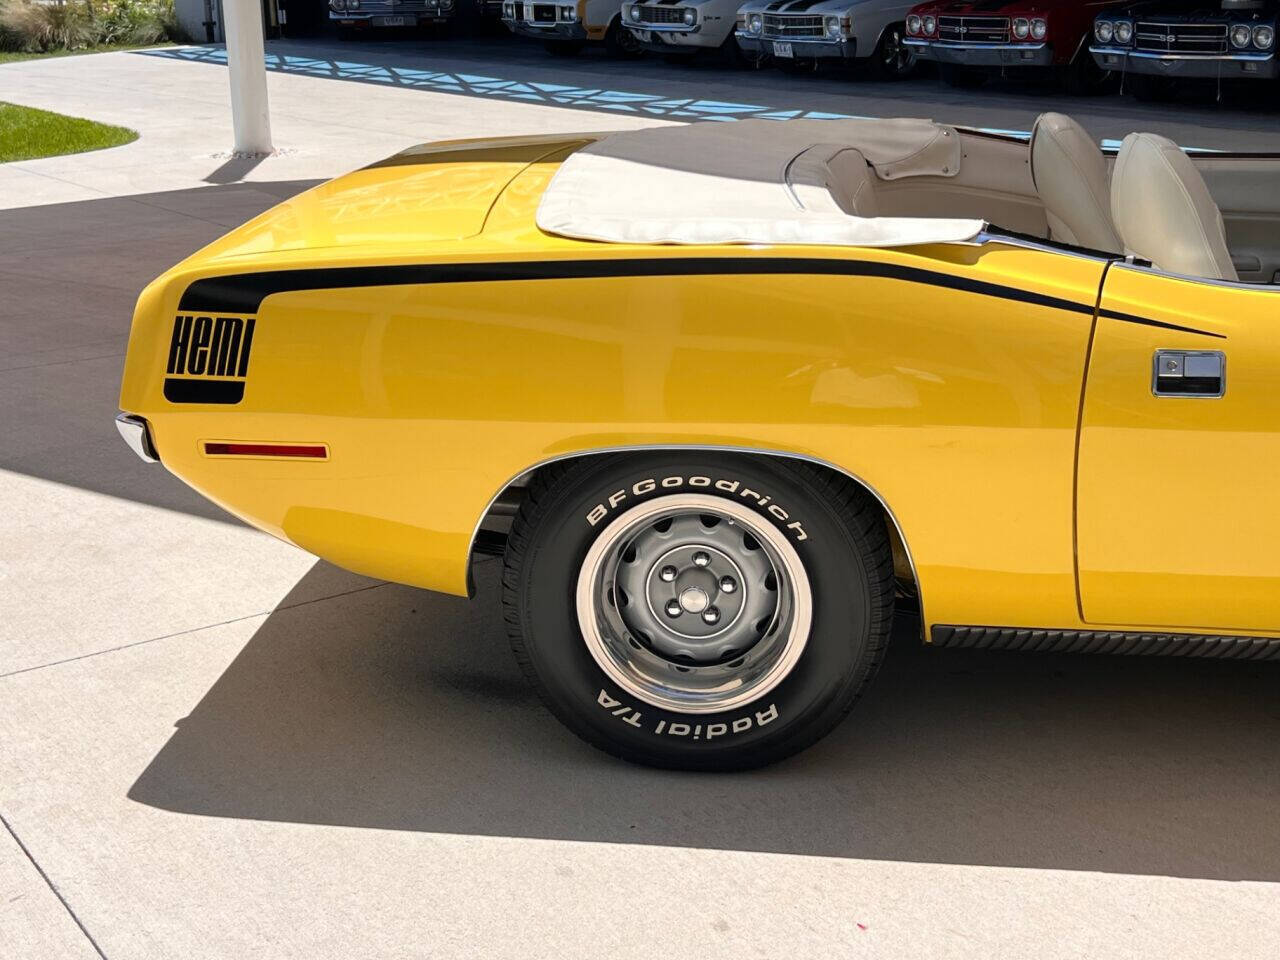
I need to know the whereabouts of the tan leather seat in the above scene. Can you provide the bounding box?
[1029,113,1122,252]
[1111,132,1237,282]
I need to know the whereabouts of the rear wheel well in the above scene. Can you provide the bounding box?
[469,448,919,605]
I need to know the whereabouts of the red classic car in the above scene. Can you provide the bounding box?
[904,0,1128,91]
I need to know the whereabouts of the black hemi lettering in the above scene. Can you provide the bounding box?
[166,315,256,378]
[167,315,193,374]
[189,316,212,375]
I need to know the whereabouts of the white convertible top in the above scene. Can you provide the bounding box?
[536,118,987,248]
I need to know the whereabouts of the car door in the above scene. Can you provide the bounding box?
[1076,262,1280,633]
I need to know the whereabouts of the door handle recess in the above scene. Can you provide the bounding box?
[1153,350,1226,398]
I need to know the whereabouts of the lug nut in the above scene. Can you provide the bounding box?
[702,607,720,625]
[719,576,736,593]
[665,599,682,617]
[659,565,677,582]
[693,551,711,567]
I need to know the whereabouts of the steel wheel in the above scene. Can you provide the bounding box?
[874,26,916,79]
[576,494,812,714]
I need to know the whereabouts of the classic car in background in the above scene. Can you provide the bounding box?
[1091,0,1277,99]
[329,0,455,36]
[904,0,1127,92]
[621,0,743,60]
[118,114,1280,770]
[735,0,919,77]
[502,0,641,54]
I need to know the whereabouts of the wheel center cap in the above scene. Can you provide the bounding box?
[678,586,710,614]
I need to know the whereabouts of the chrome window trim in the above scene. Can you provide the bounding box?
[1109,258,1280,294]
[464,444,925,622]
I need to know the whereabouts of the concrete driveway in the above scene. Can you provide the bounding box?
[3,40,1280,960]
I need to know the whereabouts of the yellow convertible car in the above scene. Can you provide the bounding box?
[117,113,1280,769]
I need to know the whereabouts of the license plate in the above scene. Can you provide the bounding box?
[634,29,651,42]
[377,15,407,25]
[773,41,793,58]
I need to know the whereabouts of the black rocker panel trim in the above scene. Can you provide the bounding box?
[176,258,1223,340]
[931,624,1280,660]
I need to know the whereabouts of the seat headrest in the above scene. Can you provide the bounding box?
[1030,113,1122,253]
[1111,132,1237,282]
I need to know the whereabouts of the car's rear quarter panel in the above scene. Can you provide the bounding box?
[121,237,1104,633]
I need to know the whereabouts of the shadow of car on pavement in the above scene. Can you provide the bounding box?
[129,559,1280,881]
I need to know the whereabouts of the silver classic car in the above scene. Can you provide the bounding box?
[329,0,455,35]
[622,0,743,57]
[735,0,919,75]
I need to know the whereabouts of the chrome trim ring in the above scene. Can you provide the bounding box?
[576,493,812,714]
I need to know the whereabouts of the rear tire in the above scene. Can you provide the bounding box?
[502,453,895,770]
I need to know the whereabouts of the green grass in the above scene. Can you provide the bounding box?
[0,101,137,162]
[0,42,170,64]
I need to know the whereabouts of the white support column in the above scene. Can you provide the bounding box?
[222,0,274,154]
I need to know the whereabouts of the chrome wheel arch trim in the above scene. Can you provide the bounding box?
[465,443,924,619]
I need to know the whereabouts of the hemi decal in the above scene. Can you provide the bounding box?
[163,314,256,404]
[177,258,1223,340]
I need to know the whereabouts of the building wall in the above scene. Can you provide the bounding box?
[176,0,223,42]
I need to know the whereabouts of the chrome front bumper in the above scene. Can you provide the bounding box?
[627,23,718,52]
[115,414,159,463]
[904,38,1053,67]
[1090,46,1278,79]
[736,33,857,60]
[503,18,588,40]
[329,11,452,23]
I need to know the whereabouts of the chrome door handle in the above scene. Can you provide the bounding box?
[1152,350,1225,398]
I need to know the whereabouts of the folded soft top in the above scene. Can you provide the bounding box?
[536,118,987,248]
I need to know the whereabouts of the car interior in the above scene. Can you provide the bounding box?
[538,115,1280,286]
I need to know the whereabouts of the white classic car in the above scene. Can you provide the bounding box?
[734,0,919,75]
[621,0,744,58]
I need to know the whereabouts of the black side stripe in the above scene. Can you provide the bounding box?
[178,257,1224,339]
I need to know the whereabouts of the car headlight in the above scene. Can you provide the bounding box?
[1030,17,1046,40]
[906,14,921,35]
[749,13,762,33]
[629,4,640,21]
[922,14,936,36]
[559,4,575,19]
[1231,23,1252,48]
[330,0,345,10]
[1114,20,1132,44]
[1255,24,1275,49]
[1012,17,1029,39]
[825,15,842,38]
[682,7,695,25]
[1095,20,1113,43]
[502,1,512,15]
